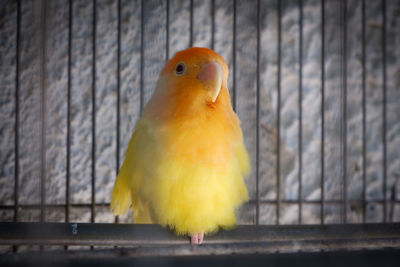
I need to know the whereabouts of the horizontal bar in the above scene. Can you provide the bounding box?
[0,222,399,253]
[0,203,110,209]
[248,199,400,204]
[1,249,400,267]
[1,198,399,210]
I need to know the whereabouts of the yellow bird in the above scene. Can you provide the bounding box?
[111,47,249,244]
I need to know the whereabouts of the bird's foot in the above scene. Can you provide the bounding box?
[190,232,204,245]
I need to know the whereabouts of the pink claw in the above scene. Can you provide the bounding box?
[190,232,204,245]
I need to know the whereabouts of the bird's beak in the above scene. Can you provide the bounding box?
[197,62,223,103]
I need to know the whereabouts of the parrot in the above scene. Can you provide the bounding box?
[110,47,249,245]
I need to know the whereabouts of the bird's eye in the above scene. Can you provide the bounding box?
[175,62,186,76]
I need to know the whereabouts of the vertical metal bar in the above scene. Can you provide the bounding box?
[13,0,21,252]
[389,185,395,222]
[340,0,348,224]
[298,0,303,224]
[166,0,169,61]
[65,0,72,250]
[276,0,282,225]
[40,0,47,224]
[190,0,193,47]
[91,0,97,226]
[211,0,215,50]
[232,0,236,112]
[255,0,260,225]
[320,0,325,225]
[66,0,72,225]
[140,0,144,113]
[39,0,48,251]
[361,0,366,224]
[14,0,21,224]
[381,0,387,223]
[115,0,121,225]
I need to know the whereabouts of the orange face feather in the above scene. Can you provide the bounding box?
[146,48,231,118]
[143,47,241,169]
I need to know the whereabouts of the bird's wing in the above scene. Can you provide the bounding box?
[110,118,148,217]
[110,130,136,216]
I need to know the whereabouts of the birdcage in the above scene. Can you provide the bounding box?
[0,0,399,266]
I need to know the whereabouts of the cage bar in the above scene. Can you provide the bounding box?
[361,0,366,224]
[255,0,260,225]
[166,0,169,61]
[13,0,21,254]
[40,0,47,225]
[39,0,48,251]
[1,222,399,251]
[340,0,348,224]
[115,0,121,226]
[14,0,21,224]
[115,0,121,199]
[320,0,325,225]
[298,0,303,225]
[140,0,145,113]
[66,0,72,226]
[381,0,387,223]
[1,199,399,212]
[276,0,282,225]
[91,0,97,227]
[211,0,215,50]
[390,186,395,222]
[90,0,97,250]
[1,249,400,266]
[189,0,193,47]
[65,1,73,255]
[232,0,237,112]
[116,0,121,202]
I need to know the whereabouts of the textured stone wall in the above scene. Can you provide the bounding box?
[0,0,399,233]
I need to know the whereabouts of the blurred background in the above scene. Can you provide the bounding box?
[0,0,399,252]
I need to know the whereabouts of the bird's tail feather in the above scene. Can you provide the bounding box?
[110,170,132,216]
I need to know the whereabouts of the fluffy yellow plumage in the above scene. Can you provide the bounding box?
[111,47,249,244]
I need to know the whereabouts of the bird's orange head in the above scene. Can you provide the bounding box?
[145,47,232,119]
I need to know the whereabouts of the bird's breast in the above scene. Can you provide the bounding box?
[152,112,240,170]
